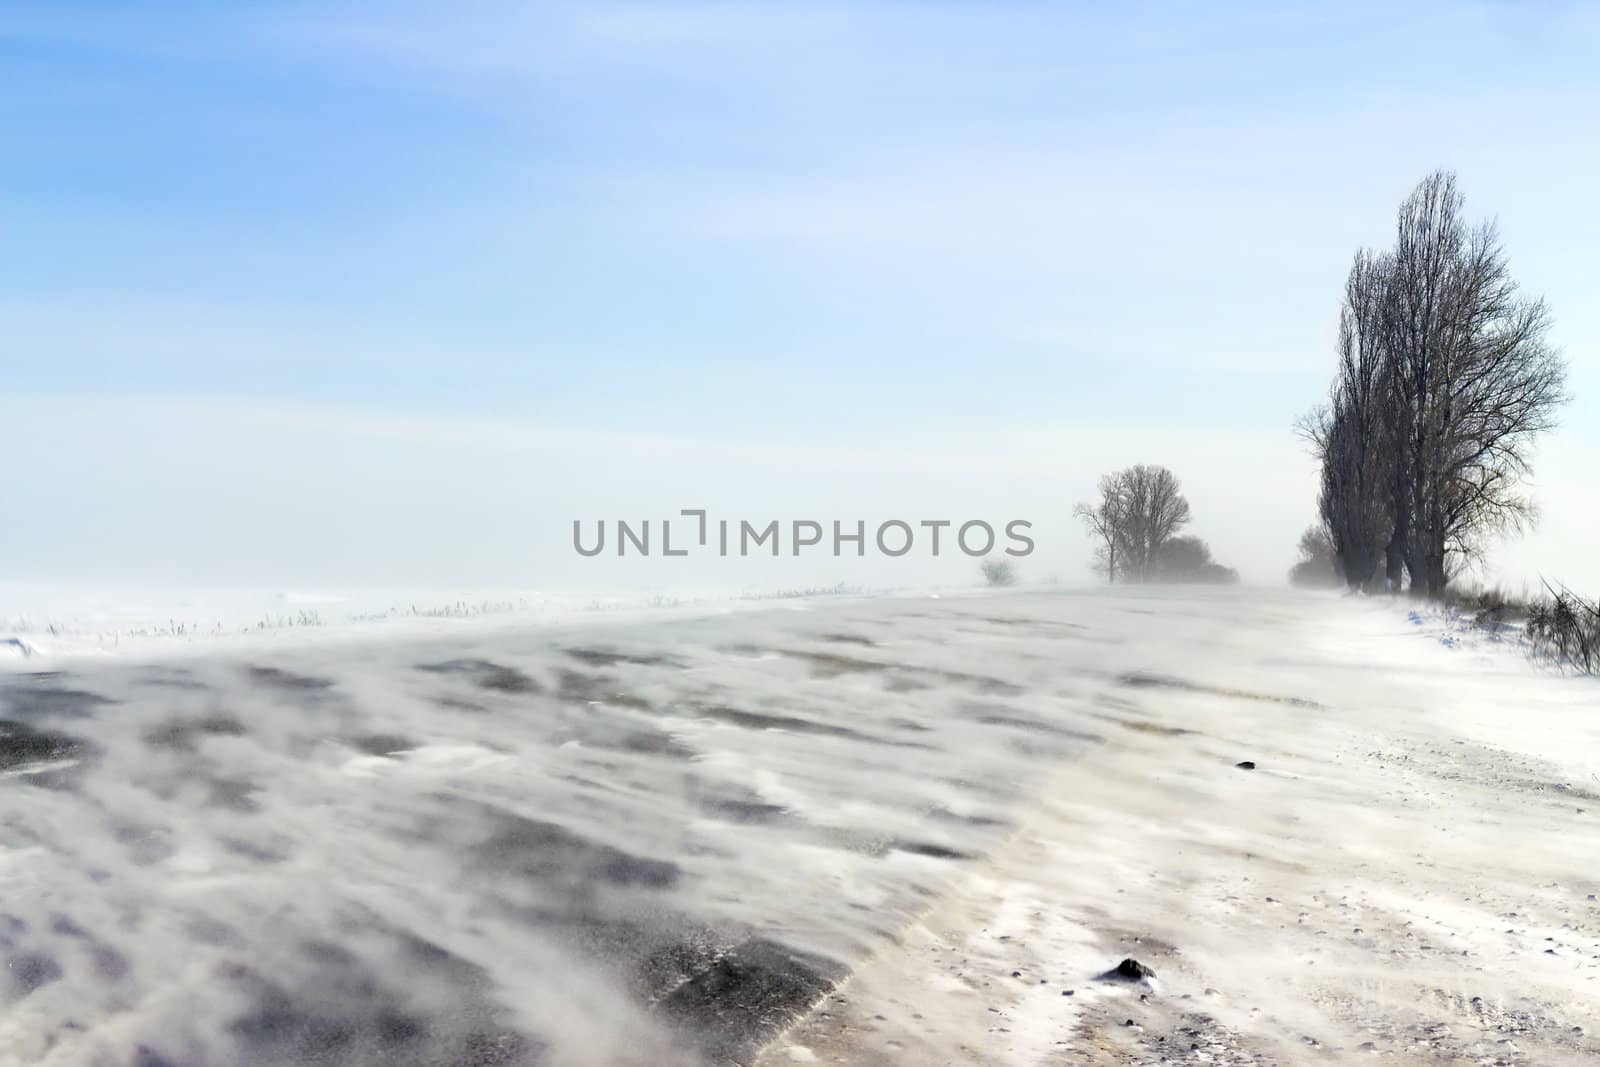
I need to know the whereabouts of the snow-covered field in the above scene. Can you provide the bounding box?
[1,587,1596,1065]
[0,582,830,663]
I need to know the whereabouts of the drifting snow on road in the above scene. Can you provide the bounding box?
[2,589,1597,1065]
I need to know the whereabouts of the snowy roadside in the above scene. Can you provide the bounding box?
[757,593,1600,1066]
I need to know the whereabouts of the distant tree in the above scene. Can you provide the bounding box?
[1196,562,1240,585]
[1073,473,1129,583]
[1075,465,1193,584]
[1154,535,1240,585]
[1288,526,1342,588]
[1154,535,1212,575]
[1116,464,1192,582]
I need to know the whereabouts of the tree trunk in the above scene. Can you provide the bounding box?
[1387,476,1411,594]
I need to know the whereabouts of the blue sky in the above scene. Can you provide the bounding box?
[3,2,1597,589]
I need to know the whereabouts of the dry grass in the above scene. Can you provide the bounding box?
[1526,582,1600,674]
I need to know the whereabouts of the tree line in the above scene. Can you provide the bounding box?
[1300,171,1568,597]
[1074,465,1237,585]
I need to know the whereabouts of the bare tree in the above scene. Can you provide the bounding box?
[1073,473,1128,583]
[1424,231,1565,592]
[1381,171,1461,593]
[1075,465,1191,583]
[1333,250,1395,588]
[1306,171,1568,598]
[1116,464,1192,582]
[1300,247,1406,591]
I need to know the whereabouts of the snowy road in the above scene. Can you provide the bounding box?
[2,589,1597,1065]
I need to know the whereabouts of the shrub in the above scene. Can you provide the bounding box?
[981,558,1018,587]
[1526,583,1599,674]
[1152,536,1239,585]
